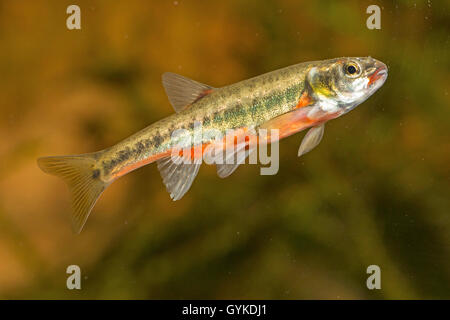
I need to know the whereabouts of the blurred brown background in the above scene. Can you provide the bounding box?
[0,0,449,299]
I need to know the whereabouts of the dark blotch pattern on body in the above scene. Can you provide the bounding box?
[152,133,163,148]
[92,169,100,179]
[213,111,223,123]
[99,60,310,176]
[101,135,165,175]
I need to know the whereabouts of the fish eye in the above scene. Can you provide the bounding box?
[344,62,360,77]
[347,65,357,74]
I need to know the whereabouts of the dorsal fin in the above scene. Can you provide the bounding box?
[162,72,215,113]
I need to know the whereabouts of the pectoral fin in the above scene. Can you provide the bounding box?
[259,106,316,141]
[298,124,325,157]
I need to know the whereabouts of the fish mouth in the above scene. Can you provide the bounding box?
[368,65,388,87]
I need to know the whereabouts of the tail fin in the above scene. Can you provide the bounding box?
[37,153,108,233]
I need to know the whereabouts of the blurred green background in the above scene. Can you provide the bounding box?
[0,0,449,299]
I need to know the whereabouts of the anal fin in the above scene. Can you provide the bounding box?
[157,156,201,201]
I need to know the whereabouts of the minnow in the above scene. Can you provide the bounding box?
[38,57,388,233]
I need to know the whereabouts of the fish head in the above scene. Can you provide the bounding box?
[307,57,388,112]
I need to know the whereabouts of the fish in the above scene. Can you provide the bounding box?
[37,57,388,233]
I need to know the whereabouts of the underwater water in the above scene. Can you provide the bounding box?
[0,0,449,299]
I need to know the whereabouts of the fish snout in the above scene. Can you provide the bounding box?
[368,60,388,86]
